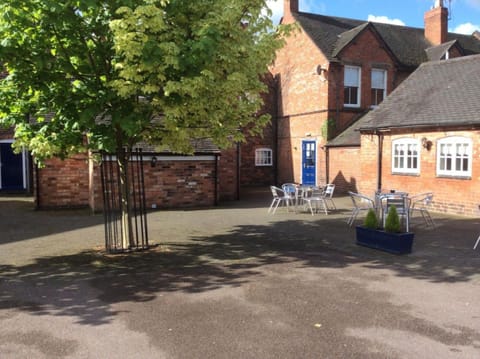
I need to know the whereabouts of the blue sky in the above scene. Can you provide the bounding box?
[267,0,480,34]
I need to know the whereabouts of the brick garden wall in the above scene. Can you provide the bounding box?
[142,158,217,210]
[35,155,90,209]
[37,154,219,210]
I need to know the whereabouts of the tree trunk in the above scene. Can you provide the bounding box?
[117,148,134,250]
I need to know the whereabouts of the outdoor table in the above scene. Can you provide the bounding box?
[295,184,325,214]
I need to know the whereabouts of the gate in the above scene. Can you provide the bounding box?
[100,149,149,253]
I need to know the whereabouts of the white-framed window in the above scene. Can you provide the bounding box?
[371,68,387,107]
[392,138,420,174]
[255,148,273,166]
[344,65,361,107]
[437,136,472,177]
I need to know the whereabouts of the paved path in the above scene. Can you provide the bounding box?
[1,192,479,358]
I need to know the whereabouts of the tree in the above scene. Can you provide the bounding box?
[0,0,288,251]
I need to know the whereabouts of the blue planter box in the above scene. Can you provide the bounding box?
[355,226,414,254]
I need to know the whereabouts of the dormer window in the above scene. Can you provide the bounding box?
[344,65,361,108]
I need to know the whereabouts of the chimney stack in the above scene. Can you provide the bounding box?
[424,0,448,45]
[283,0,299,24]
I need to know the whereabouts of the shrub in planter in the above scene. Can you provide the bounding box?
[384,205,401,233]
[363,208,379,229]
[355,205,414,255]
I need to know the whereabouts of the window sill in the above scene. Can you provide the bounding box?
[436,175,472,180]
[391,172,420,177]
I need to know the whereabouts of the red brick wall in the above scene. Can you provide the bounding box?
[218,146,239,201]
[239,138,275,186]
[359,133,381,198]
[328,146,361,193]
[359,130,480,216]
[35,155,90,208]
[37,154,219,210]
[141,158,217,210]
[237,74,277,188]
[338,30,398,109]
[217,128,277,199]
[271,25,331,185]
[424,6,448,45]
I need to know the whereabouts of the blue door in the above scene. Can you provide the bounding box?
[302,141,316,185]
[0,142,25,190]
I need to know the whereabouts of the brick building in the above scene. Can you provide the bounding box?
[4,0,480,213]
[270,0,480,195]
[358,54,480,216]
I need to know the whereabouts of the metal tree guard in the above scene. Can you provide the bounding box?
[100,149,149,253]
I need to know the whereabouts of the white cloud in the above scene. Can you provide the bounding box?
[367,15,405,26]
[452,22,480,34]
[266,0,283,24]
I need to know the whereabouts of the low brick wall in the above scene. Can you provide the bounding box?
[36,154,220,211]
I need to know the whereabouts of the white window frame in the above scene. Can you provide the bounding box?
[255,148,273,167]
[344,65,361,108]
[436,136,472,177]
[391,138,420,174]
[371,68,387,107]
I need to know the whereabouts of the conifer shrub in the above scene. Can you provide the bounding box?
[363,208,379,229]
[384,205,401,233]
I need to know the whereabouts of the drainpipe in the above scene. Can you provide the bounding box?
[377,133,384,192]
[236,142,240,200]
[214,154,219,206]
[273,76,279,186]
[325,146,330,184]
[35,163,40,210]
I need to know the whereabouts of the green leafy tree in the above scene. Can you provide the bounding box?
[0,0,288,250]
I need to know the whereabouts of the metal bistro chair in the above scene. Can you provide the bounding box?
[347,191,375,226]
[303,186,328,215]
[281,183,299,208]
[409,192,435,228]
[268,186,294,214]
[475,204,480,250]
[322,184,336,210]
